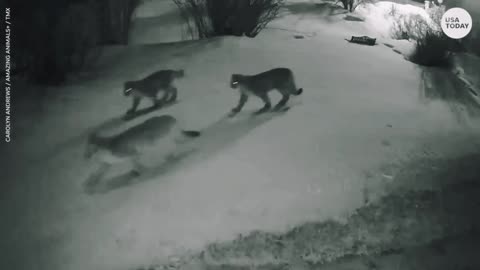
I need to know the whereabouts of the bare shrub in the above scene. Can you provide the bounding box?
[96,0,143,44]
[388,3,398,17]
[391,14,431,41]
[172,0,284,39]
[426,5,444,26]
[389,7,453,67]
[339,0,375,12]
[54,3,101,73]
[410,30,452,67]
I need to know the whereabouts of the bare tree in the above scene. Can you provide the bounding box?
[96,0,143,44]
[172,0,284,39]
[12,0,142,85]
[339,0,375,12]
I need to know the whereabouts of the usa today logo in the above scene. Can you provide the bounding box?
[441,8,473,39]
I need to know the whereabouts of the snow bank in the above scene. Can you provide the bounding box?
[356,1,438,38]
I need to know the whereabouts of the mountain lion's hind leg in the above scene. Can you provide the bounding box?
[254,93,271,115]
[167,86,177,102]
[150,95,162,108]
[84,163,111,190]
[274,93,289,111]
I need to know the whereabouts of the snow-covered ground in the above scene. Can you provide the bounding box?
[130,0,185,44]
[2,1,480,270]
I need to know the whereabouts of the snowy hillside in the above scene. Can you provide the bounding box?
[2,1,480,270]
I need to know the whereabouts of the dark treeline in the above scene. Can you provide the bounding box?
[10,0,141,85]
[10,0,285,85]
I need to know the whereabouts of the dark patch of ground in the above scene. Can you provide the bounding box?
[420,67,480,119]
[344,15,364,22]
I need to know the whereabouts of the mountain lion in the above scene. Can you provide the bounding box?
[123,69,184,115]
[229,67,303,116]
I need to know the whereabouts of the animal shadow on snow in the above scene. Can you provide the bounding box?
[83,150,193,195]
[37,99,177,162]
[84,110,289,195]
[122,99,178,121]
[37,116,125,163]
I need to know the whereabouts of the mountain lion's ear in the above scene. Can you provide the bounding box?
[231,74,241,83]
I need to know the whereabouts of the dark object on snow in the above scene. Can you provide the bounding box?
[294,35,305,39]
[400,31,410,40]
[344,15,364,22]
[182,130,201,137]
[346,36,377,46]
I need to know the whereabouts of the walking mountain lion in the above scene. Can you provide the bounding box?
[123,69,185,115]
[229,67,303,116]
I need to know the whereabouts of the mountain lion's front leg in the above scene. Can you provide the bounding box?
[230,93,248,117]
[127,96,141,114]
[167,86,177,102]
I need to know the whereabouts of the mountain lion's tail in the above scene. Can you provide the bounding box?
[182,130,201,137]
[292,88,303,96]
